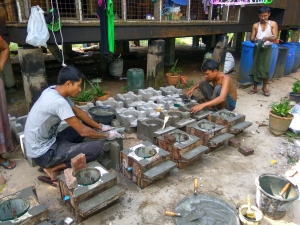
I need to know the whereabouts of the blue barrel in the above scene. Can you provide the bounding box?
[238,41,255,84]
[289,42,300,72]
[269,44,278,79]
[280,43,295,75]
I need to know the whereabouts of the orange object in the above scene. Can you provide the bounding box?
[280,182,291,196]
[194,178,198,194]
[165,211,181,217]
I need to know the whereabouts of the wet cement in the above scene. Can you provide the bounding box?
[173,194,239,225]
[135,146,157,158]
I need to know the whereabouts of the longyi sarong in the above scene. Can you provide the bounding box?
[249,45,272,84]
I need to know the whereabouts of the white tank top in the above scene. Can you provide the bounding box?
[256,21,273,46]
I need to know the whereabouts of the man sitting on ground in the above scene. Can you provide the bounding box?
[186,59,237,113]
[24,66,123,187]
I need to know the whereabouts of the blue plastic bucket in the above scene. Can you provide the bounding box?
[238,41,255,84]
[289,42,300,72]
[280,43,295,75]
[269,44,278,79]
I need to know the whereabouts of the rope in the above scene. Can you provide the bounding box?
[50,0,67,67]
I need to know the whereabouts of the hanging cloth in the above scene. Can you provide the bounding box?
[165,0,187,6]
[97,2,109,55]
[106,0,114,53]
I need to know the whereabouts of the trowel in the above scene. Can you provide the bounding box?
[161,114,169,130]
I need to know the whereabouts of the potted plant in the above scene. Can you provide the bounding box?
[166,59,182,85]
[289,78,300,103]
[269,98,294,136]
[88,79,111,101]
[72,81,94,105]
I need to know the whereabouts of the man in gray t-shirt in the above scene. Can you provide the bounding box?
[24,66,123,187]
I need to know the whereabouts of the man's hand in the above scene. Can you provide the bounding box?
[100,124,114,131]
[190,104,204,113]
[107,130,124,140]
[186,88,194,97]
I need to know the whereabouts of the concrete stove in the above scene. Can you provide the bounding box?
[95,97,126,113]
[137,118,177,144]
[120,141,176,189]
[136,101,164,118]
[208,109,252,135]
[157,129,208,169]
[186,119,234,151]
[57,161,124,223]
[116,107,147,133]
[179,103,212,120]
[160,86,182,96]
[116,92,146,108]
[0,187,49,224]
[159,110,196,129]
[138,87,165,102]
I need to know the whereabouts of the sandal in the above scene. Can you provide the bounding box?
[38,167,45,173]
[38,176,58,187]
[262,88,270,96]
[248,89,258,95]
[0,160,16,170]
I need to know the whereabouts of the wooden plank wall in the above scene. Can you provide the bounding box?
[282,0,300,26]
[270,0,287,9]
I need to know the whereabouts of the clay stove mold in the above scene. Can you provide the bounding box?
[57,161,124,222]
[0,187,49,224]
[160,110,196,129]
[179,103,212,120]
[157,129,208,169]
[121,141,176,189]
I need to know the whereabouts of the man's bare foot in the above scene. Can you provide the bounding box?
[43,168,61,180]
[0,159,16,170]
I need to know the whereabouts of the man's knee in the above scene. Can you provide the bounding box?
[86,141,104,157]
[199,81,210,89]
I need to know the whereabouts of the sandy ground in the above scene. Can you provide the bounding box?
[1,45,300,225]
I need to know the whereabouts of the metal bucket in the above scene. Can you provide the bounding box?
[255,173,299,220]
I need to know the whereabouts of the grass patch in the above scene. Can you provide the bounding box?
[175,37,192,45]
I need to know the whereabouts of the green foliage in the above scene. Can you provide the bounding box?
[292,78,300,94]
[121,86,127,92]
[72,81,94,102]
[186,80,194,90]
[9,43,18,51]
[285,130,300,143]
[269,98,291,117]
[169,59,182,76]
[87,79,107,97]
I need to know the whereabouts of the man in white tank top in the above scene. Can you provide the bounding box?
[248,6,278,96]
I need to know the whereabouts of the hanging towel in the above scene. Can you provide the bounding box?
[107,0,114,53]
[97,4,109,55]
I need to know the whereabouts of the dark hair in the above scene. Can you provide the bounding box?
[57,66,85,85]
[201,59,219,72]
[259,6,270,14]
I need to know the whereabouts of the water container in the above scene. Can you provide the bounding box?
[268,44,278,79]
[280,43,295,75]
[273,46,289,79]
[127,68,144,92]
[238,41,255,84]
[289,42,300,72]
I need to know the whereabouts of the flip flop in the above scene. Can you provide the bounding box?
[0,160,16,170]
[38,176,58,187]
[248,90,258,95]
[262,88,270,96]
[38,167,45,173]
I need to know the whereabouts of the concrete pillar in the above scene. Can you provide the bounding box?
[115,41,124,53]
[245,32,251,41]
[0,57,15,88]
[291,30,300,42]
[48,44,70,63]
[280,30,289,43]
[212,35,228,72]
[235,32,245,54]
[192,36,200,47]
[63,44,73,57]
[164,38,175,66]
[205,35,215,52]
[18,48,48,111]
[123,41,130,53]
[147,39,165,89]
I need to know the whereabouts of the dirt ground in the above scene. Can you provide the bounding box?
[1,44,300,225]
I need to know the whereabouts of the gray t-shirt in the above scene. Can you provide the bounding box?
[24,86,75,158]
